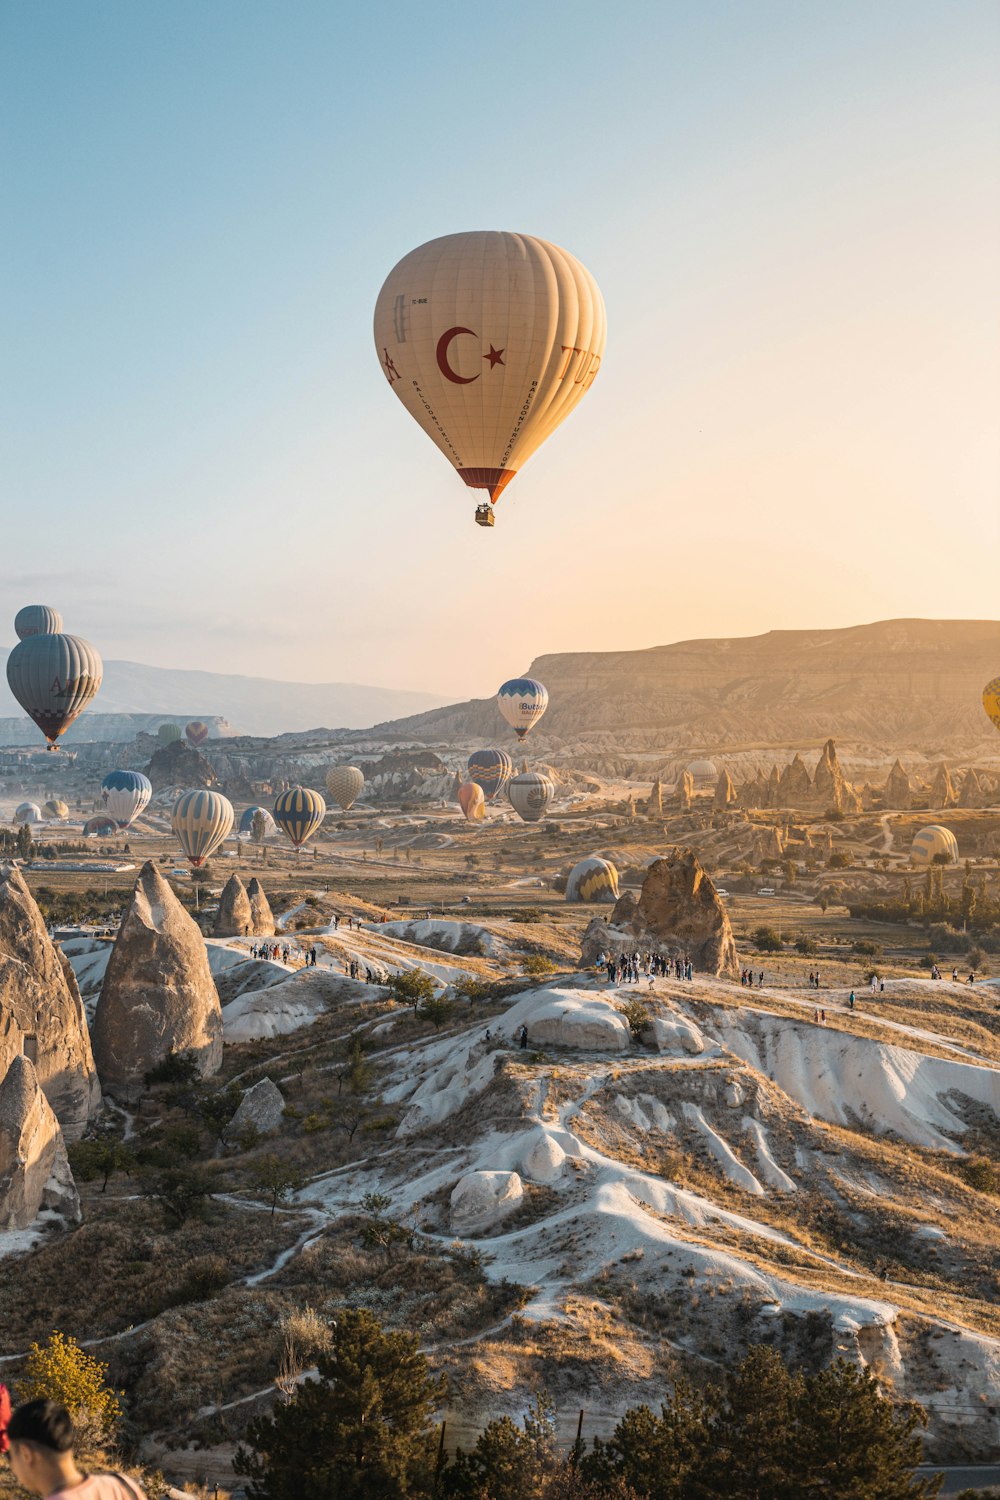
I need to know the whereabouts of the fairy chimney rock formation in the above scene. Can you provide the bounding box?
[92,862,223,1099]
[813,740,860,815]
[246,879,276,936]
[777,755,812,807]
[930,763,956,808]
[676,770,694,811]
[959,768,985,809]
[215,875,253,938]
[0,1055,80,1231]
[883,759,912,810]
[0,866,100,1140]
[648,778,663,818]
[582,848,738,978]
[713,768,737,809]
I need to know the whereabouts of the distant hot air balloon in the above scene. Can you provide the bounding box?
[6,633,102,749]
[43,800,69,820]
[566,856,619,903]
[467,748,513,802]
[326,766,365,811]
[374,231,606,527]
[14,605,63,640]
[185,721,209,747]
[158,723,182,745]
[83,815,117,838]
[101,770,152,829]
[910,825,959,867]
[458,781,486,823]
[273,787,326,849]
[239,805,277,838]
[172,789,234,867]
[14,802,41,825]
[497,678,548,742]
[983,678,1000,734]
[508,771,555,823]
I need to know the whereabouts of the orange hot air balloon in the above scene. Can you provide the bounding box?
[374,232,606,527]
[457,781,486,823]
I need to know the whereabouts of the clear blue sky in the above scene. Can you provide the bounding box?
[3,1,998,697]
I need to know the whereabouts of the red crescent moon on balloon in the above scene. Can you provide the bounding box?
[436,326,481,384]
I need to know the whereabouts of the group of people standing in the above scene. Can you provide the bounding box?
[597,951,694,985]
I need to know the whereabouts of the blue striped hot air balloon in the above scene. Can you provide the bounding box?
[83,815,117,838]
[273,787,326,849]
[172,789,234,867]
[239,805,277,838]
[497,678,548,742]
[101,770,152,829]
[910,825,959,867]
[467,748,513,802]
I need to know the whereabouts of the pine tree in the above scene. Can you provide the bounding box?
[794,1359,940,1499]
[698,1345,801,1499]
[442,1396,558,1500]
[234,1309,444,1499]
[582,1380,711,1499]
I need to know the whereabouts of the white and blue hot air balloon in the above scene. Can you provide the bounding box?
[101,770,152,830]
[497,678,548,742]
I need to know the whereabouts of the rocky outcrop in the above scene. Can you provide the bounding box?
[777,755,812,807]
[0,866,100,1140]
[676,771,694,811]
[583,848,738,978]
[883,759,912,809]
[450,1170,523,1235]
[0,1055,80,1231]
[713,769,737,809]
[752,826,785,864]
[225,1077,284,1139]
[930,763,956,808]
[813,740,860,815]
[959,768,985,809]
[92,862,223,1098]
[215,875,253,937]
[647,778,662,818]
[246,878,276,936]
[145,738,218,791]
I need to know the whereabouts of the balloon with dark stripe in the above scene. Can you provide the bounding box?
[172,789,234,867]
[101,770,152,829]
[6,633,103,748]
[467,748,513,801]
[507,771,555,822]
[273,787,327,849]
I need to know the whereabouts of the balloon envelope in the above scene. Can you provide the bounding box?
[326,766,365,811]
[6,633,102,747]
[458,781,486,823]
[172,789,234,867]
[43,800,69,820]
[83,815,117,837]
[185,720,209,746]
[14,802,41,825]
[910,825,959,867]
[158,723,182,744]
[239,805,277,838]
[14,605,63,640]
[497,678,548,741]
[983,678,1000,733]
[467,748,513,802]
[566,856,619,903]
[101,770,152,829]
[508,771,555,823]
[374,231,606,512]
[273,787,326,849]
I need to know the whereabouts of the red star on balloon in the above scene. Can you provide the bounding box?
[483,345,505,369]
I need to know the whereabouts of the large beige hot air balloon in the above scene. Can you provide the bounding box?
[326,766,365,811]
[374,231,606,527]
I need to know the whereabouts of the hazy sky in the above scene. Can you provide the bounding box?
[3,1,998,699]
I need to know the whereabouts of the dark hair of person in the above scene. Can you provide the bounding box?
[7,1399,74,1453]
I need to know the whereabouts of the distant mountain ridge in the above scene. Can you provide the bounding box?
[360,619,1000,764]
[0,651,450,742]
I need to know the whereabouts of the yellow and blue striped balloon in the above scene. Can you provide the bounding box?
[910,825,959,867]
[273,786,327,849]
[172,789,234,867]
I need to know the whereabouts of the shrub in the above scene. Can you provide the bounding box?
[959,1158,999,1195]
[144,1051,200,1088]
[794,936,818,956]
[851,939,882,957]
[751,925,783,953]
[17,1332,123,1450]
[522,953,556,977]
[618,998,650,1039]
[387,968,437,1007]
[827,851,851,869]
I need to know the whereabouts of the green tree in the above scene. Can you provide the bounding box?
[752,925,783,953]
[253,1155,305,1216]
[68,1139,134,1192]
[387,968,437,1009]
[583,1383,712,1500]
[618,998,650,1040]
[234,1308,445,1499]
[443,1396,558,1500]
[417,994,454,1029]
[15,822,33,861]
[140,1165,212,1227]
[794,1359,939,1499]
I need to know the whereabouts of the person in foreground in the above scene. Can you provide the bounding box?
[2,1396,147,1499]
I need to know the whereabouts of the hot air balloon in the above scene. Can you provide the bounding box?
[273,787,326,849]
[910,825,959,867]
[158,723,182,745]
[14,802,41,825]
[43,800,69,820]
[686,759,718,786]
[326,766,365,811]
[83,815,117,838]
[458,781,486,823]
[497,678,548,742]
[101,770,152,829]
[566,856,619,903]
[374,231,606,527]
[6,633,102,749]
[14,605,63,640]
[983,678,1000,733]
[239,805,277,838]
[508,771,555,823]
[467,749,513,802]
[185,721,209,746]
[172,789,234,867]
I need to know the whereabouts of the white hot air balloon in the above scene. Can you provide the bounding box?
[374,231,606,527]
